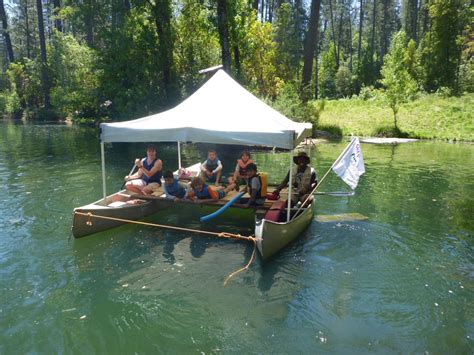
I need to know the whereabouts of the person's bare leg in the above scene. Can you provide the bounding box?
[143,183,160,195]
[215,170,222,186]
[223,183,237,193]
[125,182,144,195]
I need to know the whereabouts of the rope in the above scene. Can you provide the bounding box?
[223,236,257,287]
[74,211,257,285]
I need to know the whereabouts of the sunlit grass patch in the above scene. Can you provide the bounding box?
[318,93,474,141]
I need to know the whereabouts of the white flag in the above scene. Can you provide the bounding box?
[332,137,365,190]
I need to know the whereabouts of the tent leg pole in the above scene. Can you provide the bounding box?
[101,142,107,201]
[177,141,182,169]
[287,149,293,222]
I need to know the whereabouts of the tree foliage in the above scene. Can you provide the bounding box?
[49,33,101,119]
[0,0,470,123]
[380,31,418,128]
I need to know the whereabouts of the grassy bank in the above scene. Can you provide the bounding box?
[317,93,474,141]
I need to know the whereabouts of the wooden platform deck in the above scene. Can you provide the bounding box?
[142,182,290,210]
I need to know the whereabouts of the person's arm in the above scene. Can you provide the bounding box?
[124,159,144,180]
[213,160,223,173]
[200,161,207,173]
[300,167,317,193]
[311,168,318,187]
[233,163,240,180]
[177,182,189,200]
[186,190,196,201]
[140,159,162,178]
[162,184,175,200]
[274,171,290,193]
[248,187,260,206]
[163,184,172,199]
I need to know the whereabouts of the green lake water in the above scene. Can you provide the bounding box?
[0,121,473,353]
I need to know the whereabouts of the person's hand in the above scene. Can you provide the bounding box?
[134,158,141,166]
[124,175,129,181]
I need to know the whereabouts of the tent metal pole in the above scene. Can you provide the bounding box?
[177,141,182,169]
[101,141,107,200]
[287,149,293,222]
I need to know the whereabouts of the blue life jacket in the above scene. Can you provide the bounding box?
[166,179,186,198]
[205,158,220,172]
[194,184,211,199]
[142,158,162,184]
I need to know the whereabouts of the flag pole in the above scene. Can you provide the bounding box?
[292,138,356,219]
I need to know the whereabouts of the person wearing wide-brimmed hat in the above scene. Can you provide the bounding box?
[273,151,317,204]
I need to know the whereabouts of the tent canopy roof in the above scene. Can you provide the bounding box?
[100,70,312,149]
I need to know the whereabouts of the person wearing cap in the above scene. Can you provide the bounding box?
[124,146,163,195]
[273,152,317,204]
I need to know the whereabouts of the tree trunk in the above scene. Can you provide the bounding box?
[268,0,274,23]
[329,0,338,66]
[314,49,319,99]
[301,0,322,101]
[380,0,388,59]
[0,0,14,63]
[217,0,231,72]
[405,0,418,42]
[370,0,376,64]
[348,1,353,71]
[252,0,258,12]
[36,0,50,108]
[233,45,241,79]
[52,0,62,32]
[85,0,94,47]
[413,0,418,42]
[294,0,302,36]
[153,0,174,101]
[337,3,344,69]
[420,0,428,39]
[358,0,364,65]
[25,0,31,58]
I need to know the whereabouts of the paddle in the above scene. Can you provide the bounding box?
[200,191,245,222]
[121,164,138,190]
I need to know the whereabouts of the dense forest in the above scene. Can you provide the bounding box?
[0,0,472,127]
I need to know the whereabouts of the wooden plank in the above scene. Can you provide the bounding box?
[315,213,369,222]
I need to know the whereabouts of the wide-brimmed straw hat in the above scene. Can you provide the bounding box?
[293,151,310,165]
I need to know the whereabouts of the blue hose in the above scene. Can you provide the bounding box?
[200,191,245,222]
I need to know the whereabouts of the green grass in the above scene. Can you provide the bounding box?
[318,93,474,141]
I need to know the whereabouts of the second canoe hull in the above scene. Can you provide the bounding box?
[255,204,314,260]
[72,196,166,238]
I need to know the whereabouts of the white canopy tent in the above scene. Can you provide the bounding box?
[100,70,312,149]
[99,70,313,221]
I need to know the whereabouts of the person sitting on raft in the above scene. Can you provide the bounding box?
[240,163,265,208]
[162,170,188,201]
[200,149,223,186]
[187,177,235,203]
[233,150,253,187]
[124,146,162,195]
[273,151,317,204]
